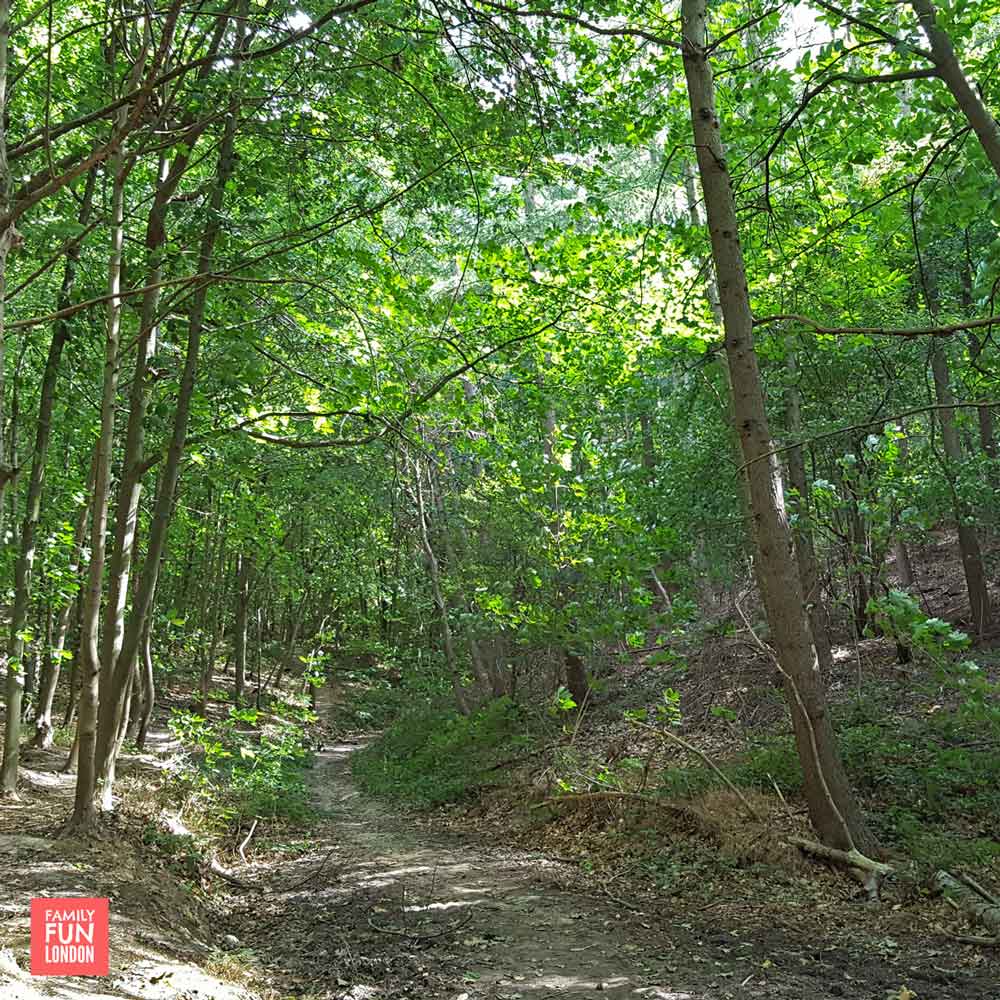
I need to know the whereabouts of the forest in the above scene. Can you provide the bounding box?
[1,0,999,998]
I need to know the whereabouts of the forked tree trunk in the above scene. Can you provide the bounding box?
[98,152,179,762]
[96,71,244,802]
[681,0,877,854]
[67,145,129,832]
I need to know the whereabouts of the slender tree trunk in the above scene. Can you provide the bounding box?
[61,593,83,731]
[67,143,130,832]
[0,0,14,525]
[96,74,243,801]
[784,347,834,673]
[681,0,877,854]
[930,343,992,636]
[683,161,752,538]
[200,533,228,710]
[98,152,180,760]
[197,520,225,710]
[234,554,252,703]
[413,456,469,715]
[0,0,18,793]
[33,465,93,748]
[135,612,155,750]
[967,333,998,461]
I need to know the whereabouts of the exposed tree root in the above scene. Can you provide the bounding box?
[788,836,893,901]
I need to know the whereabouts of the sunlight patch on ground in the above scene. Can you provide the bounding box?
[402,898,489,911]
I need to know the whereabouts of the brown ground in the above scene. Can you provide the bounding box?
[2,620,999,1000]
[213,684,1000,1000]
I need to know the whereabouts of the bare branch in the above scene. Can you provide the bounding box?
[753,312,1000,337]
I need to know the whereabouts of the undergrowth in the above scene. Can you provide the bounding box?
[168,701,315,828]
[352,697,536,805]
[736,689,1000,867]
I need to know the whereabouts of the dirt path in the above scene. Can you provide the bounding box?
[2,690,996,1000]
[223,728,999,1000]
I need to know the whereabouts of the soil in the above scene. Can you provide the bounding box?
[2,678,998,1000]
[216,687,1000,1000]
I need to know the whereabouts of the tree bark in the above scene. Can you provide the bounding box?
[67,138,130,832]
[784,346,834,674]
[98,151,186,761]
[930,343,992,636]
[681,0,877,854]
[135,612,155,750]
[234,553,252,704]
[0,0,17,793]
[910,0,1000,180]
[95,66,243,800]
[413,455,469,715]
[1,172,96,788]
[33,466,93,748]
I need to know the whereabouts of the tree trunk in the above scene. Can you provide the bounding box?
[234,554,252,704]
[202,540,229,709]
[66,142,130,832]
[967,333,998,461]
[95,72,243,801]
[784,346,834,674]
[930,343,992,636]
[413,456,469,715]
[0,0,12,551]
[681,0,877,854]
[0,0,32,792]
[98,151,185,761]
[135,614,155,750]
[910,0,1000,179]
[33,469,93,748]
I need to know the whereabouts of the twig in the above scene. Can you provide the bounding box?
[934,923,999,947]
[367,911,472,940]
[275,844,339,894]
[237,819,258,864]
[956,872,1000,907]
[207,856,261,892]
[767,773,795,821]
[628,719,763,823]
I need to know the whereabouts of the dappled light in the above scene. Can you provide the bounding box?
[2,0,1000,997]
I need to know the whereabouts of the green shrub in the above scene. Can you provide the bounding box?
[352,697,532,805]
[168,704,313,824]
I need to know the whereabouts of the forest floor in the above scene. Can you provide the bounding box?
[3,657,1000,1000]
[219,719,1000,1000]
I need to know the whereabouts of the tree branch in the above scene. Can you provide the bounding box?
[753,312,1000,337]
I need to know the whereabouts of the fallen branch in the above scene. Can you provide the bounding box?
[237,819,258,864]
[787,836,893,876]
[274,844,339,893]
[789,836,893,902]
[628,719,764,823]
[933,922,999,947]
[935,871,1000,935]
[207,856,262,892]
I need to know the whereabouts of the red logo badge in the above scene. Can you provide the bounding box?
[30,898,109,976]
